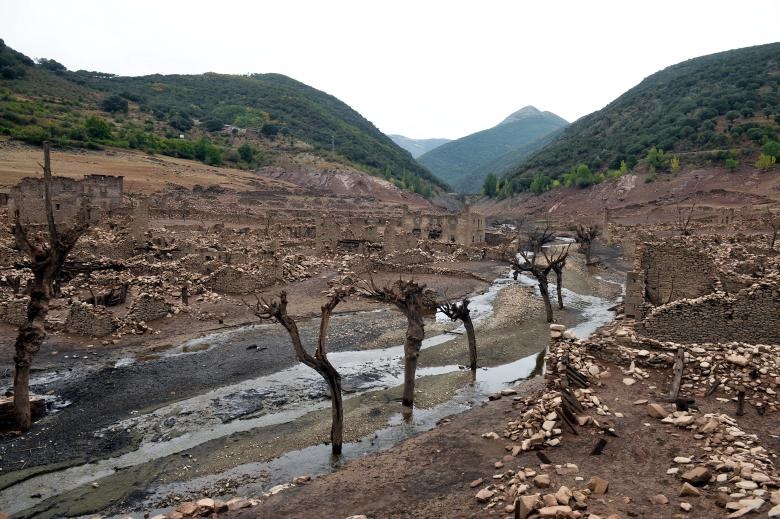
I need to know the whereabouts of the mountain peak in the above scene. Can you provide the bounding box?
[499,106,543,125]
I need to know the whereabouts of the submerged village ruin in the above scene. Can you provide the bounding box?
[0,151,777,519]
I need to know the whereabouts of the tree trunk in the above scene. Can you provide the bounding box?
[402,337,422,409]
[14,278,50,431]
[322,366,344,455]
[555,269,564,310]
[538,277,554,323]
[402,316,425,409]
[584,245,592,266]
[463,316,477,372]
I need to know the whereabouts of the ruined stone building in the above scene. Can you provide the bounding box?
[8,174,124,225]
[397,205,486,246]
[624,235,780,344]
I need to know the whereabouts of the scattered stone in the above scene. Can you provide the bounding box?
[650,494,669,505]
[534,474,551,488]
[475,488,494,502]
[681,466,711,486]
[680,483,702,497]
[646,403,668,418]
[587,476,609,495]
[469,478,483,488]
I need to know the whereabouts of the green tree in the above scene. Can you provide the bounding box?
[530,173,550,194]
[670,155,681,173]
[237,143,255,163]
[645,147,669,170]
[725,158,739,172]
[725,110,740,123]
[84,116,112,140]
[36,57,66,73]
[101,94,129,114]
[261,123,280,137]
[763,140,780,159]
[482,173,498,197]
[756,153,776,172]
[619,160,630,175]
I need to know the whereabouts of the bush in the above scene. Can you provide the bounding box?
[101,94,129,114]
[261,123,280,137]
[84,116,113,140]
[755,153,776,172]
[725,158,739,172]
[169,113,193,132]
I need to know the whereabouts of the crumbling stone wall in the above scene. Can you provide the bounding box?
[66,302,120,337]
[126,292,171,322]
[9,174,124,225]
[640,281,780,344]
[205,265,279,294]
[639,240,718,305]
[0,297,28,327]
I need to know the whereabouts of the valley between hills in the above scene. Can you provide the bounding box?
[0,36,778,519]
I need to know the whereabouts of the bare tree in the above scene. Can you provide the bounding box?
[548,247,569,310]
[574,223,601,266]
[247,287,353,454]
[11,142,90,431]
[361,279,435,411]
[511,242,570,323]
[675,199,697,236]
[438,298,477,373]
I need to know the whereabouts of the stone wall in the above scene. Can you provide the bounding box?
[66,302,120,337]
[640,281,780,344]
[9,175,124,225]
[126,292,171,322]
[205,265,278,295]
[639,240,718,305]
[0,297,28,327]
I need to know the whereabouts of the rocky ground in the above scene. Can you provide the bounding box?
[165,321,776,519]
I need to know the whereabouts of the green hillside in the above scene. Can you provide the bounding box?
[418,106,568,193]
[504,42,780,193]
[0,39,443,195]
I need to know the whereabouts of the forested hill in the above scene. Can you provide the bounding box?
[502,42,780,193]
[0,39,443,195]
[418,106,568,194]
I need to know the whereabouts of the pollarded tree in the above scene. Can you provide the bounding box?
[11,142,91,431]
[574,223,601,265]
[549,247,569,310]
[510,240,570,323]
[248,286,354,455]
[437,298,477,373]
[361,279,436,411]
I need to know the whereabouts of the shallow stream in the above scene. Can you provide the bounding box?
[0,256,622,517]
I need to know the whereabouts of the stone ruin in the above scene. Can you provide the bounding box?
[8,174,125,225]
[625,235,780,345]
[65,302,120,337]
[126,292,171,323]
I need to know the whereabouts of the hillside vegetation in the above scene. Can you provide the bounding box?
[0,39,442,197]
[502,42,780,195]
[418,106,567,194]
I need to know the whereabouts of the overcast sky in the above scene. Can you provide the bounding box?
[2,1,778,140]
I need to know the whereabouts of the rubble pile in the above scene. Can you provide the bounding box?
[472,462,613,518]
[592,333,780,413]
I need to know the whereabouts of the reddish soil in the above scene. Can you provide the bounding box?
[481,166,780,225]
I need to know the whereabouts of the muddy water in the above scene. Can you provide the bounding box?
[0,259,622,518]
